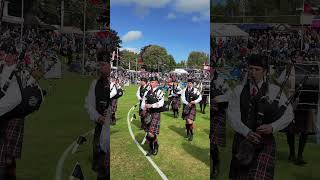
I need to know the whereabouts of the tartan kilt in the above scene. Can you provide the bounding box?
[111,99,118,113]
[229,133,276,180]
[211,109,226,147]
[286,110,317,135]
[92,123,107,176]
[171,97,180,110]
[183,105,196,121]
[148,112,161,135]
[200,95,208,104]
[0,118,25,167]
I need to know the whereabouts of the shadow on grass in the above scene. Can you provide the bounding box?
[110,129,120,135]
[168,125,186,138]
[204,129,210,136]
[276,149,290,162]
[131,117,142,129]
[292,172,319,180]
[182,142,210,167]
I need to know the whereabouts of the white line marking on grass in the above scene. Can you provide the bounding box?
[127,104,169,180]
[55,129,94,180]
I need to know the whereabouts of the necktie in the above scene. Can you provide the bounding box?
[251,87,257,96]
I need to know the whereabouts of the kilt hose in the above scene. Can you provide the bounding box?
[148,112,161,135]
[211,109,226,147]
[92,123,107,178]
[111,99,118,114]
[0,118,25,168]
[229,133,276,180]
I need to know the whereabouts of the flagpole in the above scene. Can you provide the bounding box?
[20,0,24,44]
[136,57,138,83]
[301,0,304,51]
[82,0,87,76]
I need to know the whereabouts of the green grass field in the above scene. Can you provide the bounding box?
[16,68,97,179]
[110,86,210,180]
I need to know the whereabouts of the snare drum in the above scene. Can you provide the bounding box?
[293,63,320,110]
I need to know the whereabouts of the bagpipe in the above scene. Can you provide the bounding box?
[111,84,124,99]
[212,77,229,111]
[0,42,44,118]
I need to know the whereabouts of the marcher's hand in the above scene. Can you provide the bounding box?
[97,115,106,125]
[256,124,273,134]
[145,104,152,109]
[190,101,195,104]
[246,131,261,144]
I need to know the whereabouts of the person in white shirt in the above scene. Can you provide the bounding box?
[84,51,110,180]
[136,77,150,130]
[168,80,182,118]
[110,78,119,125]
[181,79,202,141]
[141,76,164,156]
[227,54,294,179]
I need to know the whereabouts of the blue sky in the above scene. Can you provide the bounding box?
[110,0,210,62]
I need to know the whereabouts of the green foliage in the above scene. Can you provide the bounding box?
[140,45,176,72]
[187,51,209,68]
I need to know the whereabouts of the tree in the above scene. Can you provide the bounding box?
[187,51,209,68]
[140,45,176,72]
[119,50,138,70]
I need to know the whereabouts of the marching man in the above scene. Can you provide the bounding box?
[181,79,202,141]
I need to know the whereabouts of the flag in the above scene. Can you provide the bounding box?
[71,163,84,180]
[90,0,100,5]
[138,56,142,65]
[304,3,314,14]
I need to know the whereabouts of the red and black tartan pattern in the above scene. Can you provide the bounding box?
[211,109,226,147]
[148,112,161,135]
[171,97,180,110]
[0,118,24,167]
[111,99,118,113]
[200,95,208,104]
[229,134,276,180]
[184,105,196,121]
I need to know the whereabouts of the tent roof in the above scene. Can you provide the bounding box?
[52,25,83,34]
[211,23,249,37]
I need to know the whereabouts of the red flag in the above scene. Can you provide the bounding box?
[304,3,314,14]
[138,57,142,65]
[90,0,99,5]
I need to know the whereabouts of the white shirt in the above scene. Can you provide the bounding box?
[110,82,117,99]
[227,82,294,137]
[136,84,150,101]
[141,86,164,110]
[84,79,110,152]
[0,63,22,116]
[181,87,202,105]
[84,80,101,122]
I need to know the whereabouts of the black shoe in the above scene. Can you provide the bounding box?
[288,155,296,162]
[295,158,307,166]
[146,150,153,156]
[188,134,193,141]
[211,166,219,179]
[185,133,190,138]
[153,143,159,155]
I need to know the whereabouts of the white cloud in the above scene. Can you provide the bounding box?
[167,12,176,19]
[122,31,143,43]
[111,0,171,8]
[173,0,209,22]
[120,47,140,53]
